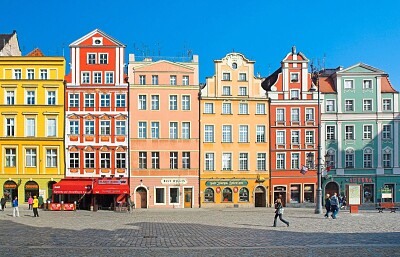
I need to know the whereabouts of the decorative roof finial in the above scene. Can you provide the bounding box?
[292,46,296,54]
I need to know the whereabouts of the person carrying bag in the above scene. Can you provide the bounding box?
[273,198,289,227]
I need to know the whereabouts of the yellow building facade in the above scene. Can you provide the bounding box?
[200,53,270,208]
[0,54,65,203]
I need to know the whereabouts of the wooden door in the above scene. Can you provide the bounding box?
[184,188,192,208]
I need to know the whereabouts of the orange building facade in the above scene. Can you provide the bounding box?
[128,54,200,209]
[263,47,319,206]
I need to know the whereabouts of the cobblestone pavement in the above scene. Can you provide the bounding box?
[1,205,399,256]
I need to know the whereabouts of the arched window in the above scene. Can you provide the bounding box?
[222,187,232,202]
[204,188,214,202]
[24,181,39,202]
[363,148,373,168]
[239,187,249,202]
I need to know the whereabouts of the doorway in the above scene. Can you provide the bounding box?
[136,187,147,208]
[273,186,287,206]
[254,186,266,207]
[184,188,192,208]
[325,181,339,198]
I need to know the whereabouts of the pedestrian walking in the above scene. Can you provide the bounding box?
[341,196,347,210]
[0,196,5,211]
[32,195,39,217]
[324,193,331,218]
[12,196,19,217]
[273,198,289,227]
[330,192,339,219]
[28,195,33,210]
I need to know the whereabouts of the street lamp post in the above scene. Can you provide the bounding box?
[311,67,323,214]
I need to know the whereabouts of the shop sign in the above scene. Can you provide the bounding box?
[348,177,373,183]
[161,178,188,185]
[25,184,39,189]
[4,182,17,189]
[274,186,286,192]
[98,180,126,185]
[205,180,248,187]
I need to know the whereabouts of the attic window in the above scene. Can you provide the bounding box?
[290,72,299,82]
[93,37,103,45]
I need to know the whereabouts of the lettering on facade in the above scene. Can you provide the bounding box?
[348,178,373,183]
[161,178,188,185]
[205,181,248,187]
[98,180,127,185]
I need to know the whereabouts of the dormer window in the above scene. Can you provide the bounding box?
[290,72,299,82]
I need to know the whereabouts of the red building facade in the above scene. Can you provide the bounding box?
[54,29,129,210]
[263,47,319,206]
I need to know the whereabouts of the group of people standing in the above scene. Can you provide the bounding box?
[1,195,40,217]
[324,192,347,219]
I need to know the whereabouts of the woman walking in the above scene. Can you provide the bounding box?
[273,198,289,227]
[324,193,331,218]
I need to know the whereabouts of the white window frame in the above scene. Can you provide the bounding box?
[47,118,57,137]
[344,79,354,89]
[82,72,90,83]
[256,103,266,114]
[151,95,159,110]
[46,148,57,168]
[181,95,190,110]
[290,72,299,82]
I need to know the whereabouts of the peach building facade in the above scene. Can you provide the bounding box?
[200,53,270,208]
[128,54,200,208]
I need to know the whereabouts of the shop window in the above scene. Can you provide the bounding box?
[363,184,374,203]
[239,187,249,202]
[222,187,232,202]
[169,188,179,204]
[304,184,314,203]
[24,181,39,202]
[155,188,165,204]
[290,184,301,203]
[204,188,214,202]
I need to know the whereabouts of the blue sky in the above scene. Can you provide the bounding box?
[3,0,400,87]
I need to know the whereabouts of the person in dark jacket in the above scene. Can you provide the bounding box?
[273,198,289,227]
[324,193,331,218]
[0,196,6,211]
[330,193,339,219]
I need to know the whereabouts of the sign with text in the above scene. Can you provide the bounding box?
[161,178,187,185]
[347,184,361,205]
[205,180,248,187]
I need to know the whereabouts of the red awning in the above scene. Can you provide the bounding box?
[92,183,129,195]
[53,179,93,194]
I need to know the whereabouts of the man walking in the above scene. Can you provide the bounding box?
[330,192,339,219]
[12,196,19,217]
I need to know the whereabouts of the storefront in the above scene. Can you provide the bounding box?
[271,177,316,207]
[2,179,56,204]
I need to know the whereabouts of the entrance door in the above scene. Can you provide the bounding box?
[254,186,266,207]
[184,188,192,208]
[325,182,339,198]
[136,187,147,208]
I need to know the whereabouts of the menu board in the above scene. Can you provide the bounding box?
[348,184,361,205]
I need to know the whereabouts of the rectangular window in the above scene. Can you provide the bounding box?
[204,125,214,142]
[100,94,110,107]
[363,99,372,111]
[139,75,146,85]
[151,95,159,110]
[116,153,126,168]
[276,109,285,121]
[138,122,147,138]
[99,53,108,64]
[82,72,90,83]
[69,120,79,135]
[169,122,178,139]
[6,118,15,136]
[222,153,232,170]
[290,184,301,203]
[170,152,178,169]
[291,153,300,169]
[181,95,190,110]
[222,125,232,143]
[363,184,374,203]
[139,152,147,169]
[383,99,392,111]
[116,94,126,107]
[326,100,335,112]
[305,131,314,144]
[47,119,56,137]
[363,125,373,139]
[363,79,372,89]
[257,153,266,171]
[204,103,214,114]
[85,94,95,107]
[290,72,299,82]
[87,53,96,64]
[256,125,265,142]
[170,75,177,85]
[27,69,34,80]
[40,69,48,80]
[291,108,300,121]
[116,121,126,135]
[182,152,190,169]
[239,125,248,143]
[26,118,35,136]
[6,91,15,105]
[151,122,159,139]
[305,108,314,121]
[345,150,354,168]
[105,72,114,84]
[85,120,94,135]
[100,121,110,135]
[170,188,179,204]
[222,86,231,96]
[345,125,354,140]
[205,153,214,171]
[222,73,230,81]
[383,152,391,168]
[181,122,190,139]
[291,131,300,144]
[152,152,160,169]
[46,149,57,167]
[290,90,300,99]
[382,124,392,140]
[100,153,111,168]
[363,151,372,168]
[239,73,247,81]
[69,94,79,108]
[326,126,335,140]
[69,152,79,168]
[182,75,189,85]
[239,103,248,114]
[5,148,16,167]
[276,153,285,169]
[138,95,147,110]
[85,152,95,168]
[239,87,247,96]
[345,100,354,111]
[152,75,158,85]
[93,72,102,84]
[26,148,37,167]
[13,69,22,79]
[344,80,354,89]
[256,103,266,114]
[222,103,231,114]
[169,95,178,110]
[26,91,35,105]
[276,131,285,144]
[155,188,165,204]
[239,153,248,170]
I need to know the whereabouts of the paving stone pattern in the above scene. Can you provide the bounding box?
[1,206,399,256]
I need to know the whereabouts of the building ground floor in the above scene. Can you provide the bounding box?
[200,174,269,208]
[130,176,199,209]
[323,174,400,205]
[271,177,317,207]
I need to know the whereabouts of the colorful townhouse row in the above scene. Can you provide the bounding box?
[0,29,399,210]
